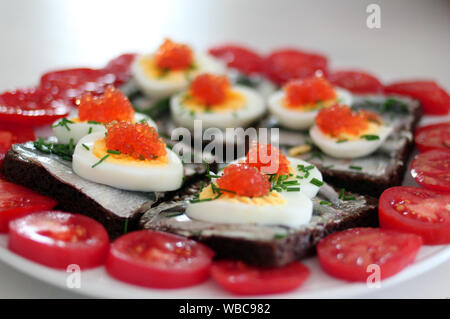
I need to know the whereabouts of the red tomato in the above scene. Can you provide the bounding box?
[263,49,328,86]
[384,81,450,115]
[328,70,383,94]
[40,68,115,105]
[106,230,215,288]
[0,87,70,126]
[379,187,450,245]
[0,123,35,168]
[103,53,137,86]
[414,122,450,152]
[410,149,450,192]
[210,260,310,295]
[208,45,264,75]
[317,228,422,282]
[0,179,57,232]
[8,211,109,269]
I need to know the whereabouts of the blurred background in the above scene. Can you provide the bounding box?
[0,0,449,91]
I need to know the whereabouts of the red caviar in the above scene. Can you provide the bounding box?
[216,164,270,197]
[315,105,379,137]
[245,143,290,176]
[154,39,193,71]
[284,76,336,107]
[190,73,231,105]
[105,122,166,160]
[78,86,134,123]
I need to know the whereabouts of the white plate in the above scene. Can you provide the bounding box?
[0,234,449,298]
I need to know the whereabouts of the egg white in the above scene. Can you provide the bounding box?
[309,124,393,158]
[72,132,183,192]
[186,191,313,228]
[132,52,226,100]
[53,112,157,145]
[268,88,353,130]
[170,85,265,130]
[222,156,322,199]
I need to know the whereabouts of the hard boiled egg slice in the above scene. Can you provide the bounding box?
[72,132,183,192]
[171,85,265,130]
[186,186,313,227]
[52,112,157,145]
[310,105,393,158]
[132,39,225,100]
[223,156,323,199]
[268,88,352,130]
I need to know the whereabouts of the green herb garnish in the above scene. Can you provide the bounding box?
[338,188,345,199]
[123,218,129,234]
[91,154,109,168]
[310,178,324,187]
[349,165,362,170]
[87,121,102,125]
[107,150,121,155]
[51,118,74,131]
[33,138,75,161]
[88,127,93,134]
[361,134,380,141]
[82,144,90,151]
[320,200,332,206]
[274,234,286,239]
[336,139,348,143]
[343,195,356,201]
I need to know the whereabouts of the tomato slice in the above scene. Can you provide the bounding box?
[8,211,109,269]
[0,179,57,232]
[0,87,70,126]
[0,131,12,167]
[410,149,450,192]
[328,70,383,94]
[106,230,215,288]
[414,122,450,152]
[0,123,35,168]
[210,260,310,295]
[384,81,450,115]
[208,45,264,75]
[317,228,422,282]
[263,49,328,86]
[103,53,137,86]
[379,186,450,245]
[40,68,115,105]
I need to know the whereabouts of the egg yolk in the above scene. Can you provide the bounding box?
[104,121,167,161]
[154,38,194,71]
[244,143,291,176]
[315,104,382,138]
[216,164,271,197]
[77,86,135,123]
[283,77,337,109]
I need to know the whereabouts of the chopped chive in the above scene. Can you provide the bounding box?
[338,188,345,199]
[349,165,362,170]
[310,178,324,187]
[82,144,90,151]
[286,187,301,192]
[87,120,102,125]
[123,218,129,234]
[88,127,93,134]
[343,195,356,201]
[274,234,286,239]
[304,165,315,171]
[165,212,184,218]
[336,139,348,143]
[320,200,332,206]
[361,134,380,141]
[190,197,214,203]
[91,154,109,168]
[283,180,300,186]
[51,118,74,131]
[107,150,121,155]
[189,110,195,117]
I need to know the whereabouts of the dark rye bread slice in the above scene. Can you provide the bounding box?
[261,95,422,197]
[1,142,208,239]
[141,180,378,268]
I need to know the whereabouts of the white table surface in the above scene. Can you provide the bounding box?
[0,0,449,299]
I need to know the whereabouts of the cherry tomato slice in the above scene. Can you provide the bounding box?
[40,68,115,105]
[328,70,383,94]
[410,149,450,192]
[414,122,450,152]
[379,186,450,245]
[210,260,310,295]
[106,230,215,288]
[263,49,328,86]
[8,211,109,269]
[0,87,70,126]
[208,45,264,75]
[317,228,422,282]
[103,53,137,86]
[384,81,450,115]
[0,123,35,168]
